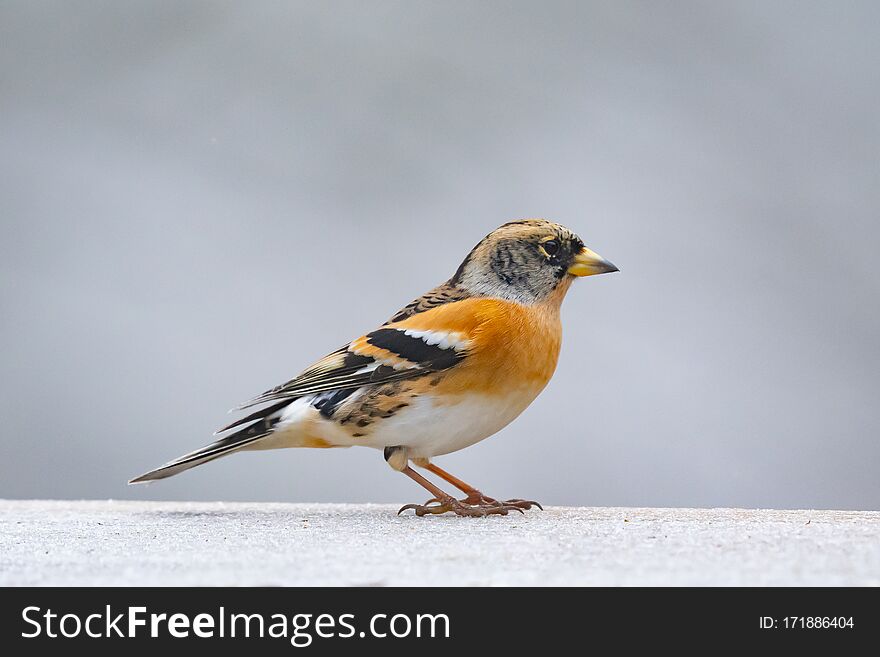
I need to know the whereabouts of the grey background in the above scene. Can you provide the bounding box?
[2,1,878,510]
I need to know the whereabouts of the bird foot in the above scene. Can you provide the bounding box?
[460,492,543,511]
[398,494,541,517]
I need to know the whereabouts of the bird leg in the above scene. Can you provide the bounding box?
[396,466,527,517]
[412,458,542,512]
[416,459,496,505]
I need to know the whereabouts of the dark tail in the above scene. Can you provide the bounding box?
[128,409,284,484]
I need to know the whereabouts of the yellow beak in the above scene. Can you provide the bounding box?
[567,247,619,277]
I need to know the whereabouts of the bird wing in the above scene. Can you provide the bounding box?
[217,295,485,433]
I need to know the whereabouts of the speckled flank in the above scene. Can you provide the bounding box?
[334,381,412,432]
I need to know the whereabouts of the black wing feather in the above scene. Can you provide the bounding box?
[234,328,468,413]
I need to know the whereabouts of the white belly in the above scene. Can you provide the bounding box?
[362,391,538,458]
[258,388,541,458]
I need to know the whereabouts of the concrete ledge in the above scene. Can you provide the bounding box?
[1,500,878,586]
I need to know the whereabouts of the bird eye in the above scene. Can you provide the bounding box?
[542,239,560,256]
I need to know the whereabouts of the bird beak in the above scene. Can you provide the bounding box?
[567,246,619,277]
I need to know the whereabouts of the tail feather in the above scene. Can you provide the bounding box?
[128,412,281,484]
[214,398,291,435]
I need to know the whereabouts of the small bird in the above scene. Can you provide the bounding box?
[130,220,618,516]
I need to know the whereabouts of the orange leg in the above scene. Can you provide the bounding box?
[398,466,527,517]
[414,459,543,511]
[421,461,495,504]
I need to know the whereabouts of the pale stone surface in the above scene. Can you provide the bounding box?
[1,500,878,586]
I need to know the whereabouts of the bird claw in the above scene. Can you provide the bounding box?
[398,495,537,517]
[397,503,422,516]
[502,498,543,511]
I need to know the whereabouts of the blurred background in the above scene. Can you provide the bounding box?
[2,1,878,510]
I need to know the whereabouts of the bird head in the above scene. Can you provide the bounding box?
[450,219,618,304]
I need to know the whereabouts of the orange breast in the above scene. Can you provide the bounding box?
[391,297,563,398]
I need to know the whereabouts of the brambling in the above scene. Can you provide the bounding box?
[131,220,618,517]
